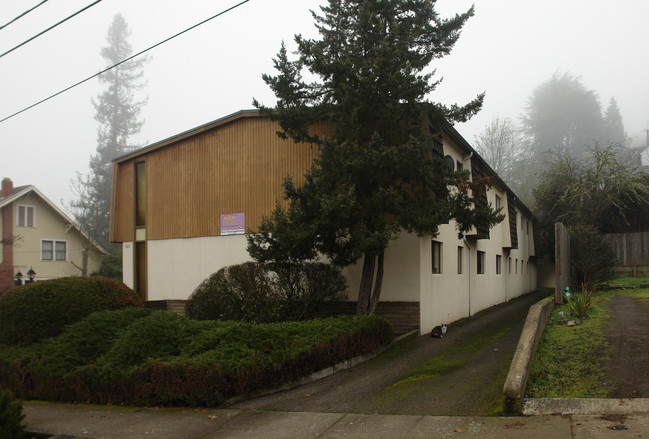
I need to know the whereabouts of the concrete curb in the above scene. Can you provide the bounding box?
[523,397,649,415]
[225,329,420,406]
[502,295,554,414]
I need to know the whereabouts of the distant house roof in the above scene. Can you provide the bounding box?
[0,184,108,255]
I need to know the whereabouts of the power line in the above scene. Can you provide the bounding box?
[0,0,103,59]
[0,0,251,124]
[0,0,49,31]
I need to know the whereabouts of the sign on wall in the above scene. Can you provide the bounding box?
[220,213,245,235]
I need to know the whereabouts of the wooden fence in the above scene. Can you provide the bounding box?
[603,232,649,275]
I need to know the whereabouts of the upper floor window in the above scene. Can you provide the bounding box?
[17,205,35,227]
[495,194,501,211]
[42,240,66,261]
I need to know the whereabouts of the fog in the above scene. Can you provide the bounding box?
[1,0,647,211]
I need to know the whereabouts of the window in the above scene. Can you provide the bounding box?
[495,194,501,211]
[432,241,442,274]
[526,220,529,235]
[457,246,463,274]
[508,257,512,274]
[496,255,502,274]
[42,240,66,261]
[456,160,463,171]
[515,259,518,274]
[477,251,485,274]
[521,259,525,275]
[17,205,35,227]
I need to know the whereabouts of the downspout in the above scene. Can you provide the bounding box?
[461,151,474,317]
[463,234,472,317]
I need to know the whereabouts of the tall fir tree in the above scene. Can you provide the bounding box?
[71,14,148,254]
[248,0,502,315]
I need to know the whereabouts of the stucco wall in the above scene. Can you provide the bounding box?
[144,235,250,300]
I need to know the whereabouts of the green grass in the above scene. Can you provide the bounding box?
[527,278,649,398]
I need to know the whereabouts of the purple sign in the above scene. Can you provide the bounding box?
[220,213,245,235]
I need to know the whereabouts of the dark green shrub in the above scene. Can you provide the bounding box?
[0,388,26,439]
[273,262,347,320]
[568,224,616,286]
[186,262,281,323]
[186,262,347,322]
[0,276,143,346]
[94,250,123,281]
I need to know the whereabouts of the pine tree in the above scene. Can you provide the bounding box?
[248,0,502,315]
[71,14,148,253]
[603,97,626,145]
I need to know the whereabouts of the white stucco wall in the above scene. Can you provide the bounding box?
[144,235,250,300]
[343,232,421,303]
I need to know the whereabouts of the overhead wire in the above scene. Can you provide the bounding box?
[0,0,103,59]
[0,0,251,124]
[0,0,50,31]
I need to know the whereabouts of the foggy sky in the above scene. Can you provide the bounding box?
[1,0,648,213]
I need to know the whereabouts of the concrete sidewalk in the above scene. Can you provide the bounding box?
[23,402,649,438]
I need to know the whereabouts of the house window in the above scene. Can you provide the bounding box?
[495,194,501,211]
[477,251,485,274]
[456,160,463,171]
[526,220,529,235]
[508,257,512,274]
[17,205,35,227]
[42,240,66,261]
[457,246,463,274]
[521,259,525,275]
[515,259,518,274]
[496,255,502,274]
[432,241,442,274]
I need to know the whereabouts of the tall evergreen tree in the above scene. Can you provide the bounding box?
[71,14,148,252]
[248,0,502,315]
[603,97,626,145]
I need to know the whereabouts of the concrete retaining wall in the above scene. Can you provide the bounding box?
[502,295,554,414]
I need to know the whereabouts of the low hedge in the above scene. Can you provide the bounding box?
[0,309,393,407]
[0,276,143,346]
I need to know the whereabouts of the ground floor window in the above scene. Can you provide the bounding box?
[457,246,463,274]
[42,240,66,261]
[432,240,442,274]
[477,251,485,274]
[496,254,502,274]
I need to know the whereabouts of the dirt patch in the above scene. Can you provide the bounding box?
[605,295,649,397]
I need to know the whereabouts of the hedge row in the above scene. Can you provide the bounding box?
[0,309,393,407]
[0,276,143,346]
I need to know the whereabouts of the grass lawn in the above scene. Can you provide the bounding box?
[526,278,649,398]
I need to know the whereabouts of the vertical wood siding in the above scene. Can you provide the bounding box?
[112,117,322,242]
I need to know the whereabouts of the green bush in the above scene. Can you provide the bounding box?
[0,388,26,439]
[0,308,393,407]
[186,262,347,322]
[185,262,281,322]
[0,276,143,346]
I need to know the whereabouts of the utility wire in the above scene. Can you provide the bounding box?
[0,0,103,59]
[0,0,49,31]
[0,0,251,124]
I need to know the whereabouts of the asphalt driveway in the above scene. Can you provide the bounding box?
[229,288,551,416]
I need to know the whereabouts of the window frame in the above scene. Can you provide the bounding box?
[17,204,35,227]
[41,239,67,261]
[477,250,485,274]
[432,240,442,274]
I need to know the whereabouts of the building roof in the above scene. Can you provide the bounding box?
[0,184,108,255]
